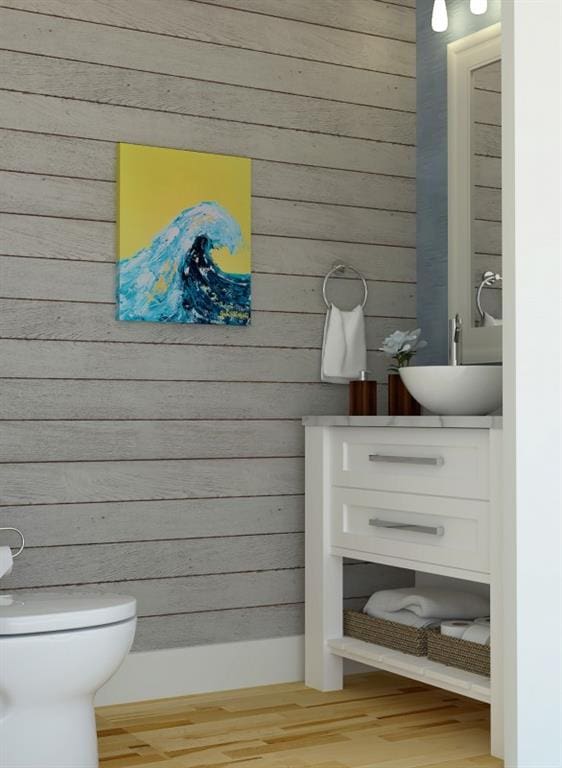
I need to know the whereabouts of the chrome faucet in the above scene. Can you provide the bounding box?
[448,313,462,366]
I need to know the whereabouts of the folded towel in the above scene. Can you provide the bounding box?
[363,587,489,621]
[363,606,440,628]
[321,304,367,383]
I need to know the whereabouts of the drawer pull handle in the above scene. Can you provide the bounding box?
[369,518,445,537]
[368,453,444,466]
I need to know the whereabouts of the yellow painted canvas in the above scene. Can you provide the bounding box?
[117,143,251,325]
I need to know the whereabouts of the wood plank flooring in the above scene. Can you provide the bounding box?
[96,672,503,768]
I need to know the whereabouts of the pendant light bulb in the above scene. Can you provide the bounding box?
[431,0,448,32]
[470,0,488,14]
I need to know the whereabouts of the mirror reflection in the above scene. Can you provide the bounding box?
[471,59,502,327]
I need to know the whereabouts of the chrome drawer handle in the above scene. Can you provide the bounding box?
[368,453,444,466]
[369,518,445,537]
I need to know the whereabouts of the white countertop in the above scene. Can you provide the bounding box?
[302,415,502,428]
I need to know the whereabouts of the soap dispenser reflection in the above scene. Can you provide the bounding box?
[349,370,377,416]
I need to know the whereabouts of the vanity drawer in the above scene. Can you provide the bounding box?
[330,487,490,574]
[331,427,489,499]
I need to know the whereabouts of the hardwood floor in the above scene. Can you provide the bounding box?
[96,672,503,767]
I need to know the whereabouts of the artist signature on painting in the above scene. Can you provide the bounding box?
[219,309,249,321]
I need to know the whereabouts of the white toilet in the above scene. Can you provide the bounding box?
[0,591,137,768]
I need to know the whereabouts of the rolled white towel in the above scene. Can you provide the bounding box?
[363,587,489,621]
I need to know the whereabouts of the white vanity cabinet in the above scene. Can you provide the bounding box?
[303,416,503,757]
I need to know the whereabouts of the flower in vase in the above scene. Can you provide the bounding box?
[379,328,427,372]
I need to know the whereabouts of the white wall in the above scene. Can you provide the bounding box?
[503,1,562,764]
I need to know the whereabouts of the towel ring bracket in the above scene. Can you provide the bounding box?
[0,527,25,558]
[476,270,502,321]
[322,263,368,309]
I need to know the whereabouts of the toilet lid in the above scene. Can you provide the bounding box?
[0,591,136,635]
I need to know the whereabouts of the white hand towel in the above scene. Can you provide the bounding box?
[0,546,13,579]
[363,587,489,621]
[363,606,440,629]
[321,304,367,383]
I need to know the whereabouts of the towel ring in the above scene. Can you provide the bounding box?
[476,270,502,321]
[322,264,368,309]
[0,527,25,558]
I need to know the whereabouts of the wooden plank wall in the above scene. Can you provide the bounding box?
[0,0,416,651]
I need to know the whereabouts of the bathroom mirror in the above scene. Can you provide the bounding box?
[448,23,502,363]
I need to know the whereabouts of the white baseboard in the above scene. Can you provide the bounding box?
[95,634,305,706]
[95,635,373,706]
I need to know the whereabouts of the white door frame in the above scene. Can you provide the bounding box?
[502,1,562,764]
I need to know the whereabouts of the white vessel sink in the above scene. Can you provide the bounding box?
[399,365,502,416]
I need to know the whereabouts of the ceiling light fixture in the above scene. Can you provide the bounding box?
[470,0,488,14]
[431,0,448,32]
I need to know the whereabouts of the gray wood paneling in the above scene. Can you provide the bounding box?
[200,0,416,42]
[0,380,346,420]
[0,3,415,76]
[3,420,297,464]
[474,156,501,189]
[0,420,304,462]
[474,188,501,222]
[0,92,415,177]
[474,124,501,158]
[474,254,502,277]
[0,534,305,587]
[472,60,501,91]
[0,457,303,505]
[133,604,304,650]
[474,220,501,256]
[0,10,415,111]
[473,88,501,127]
[0,51,415,145]
[0,497,305,546]
[0,0,415,650]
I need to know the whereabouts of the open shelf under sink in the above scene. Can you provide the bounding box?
[328,636,491,703]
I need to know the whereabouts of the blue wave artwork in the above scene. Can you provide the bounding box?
[117,201,251,325]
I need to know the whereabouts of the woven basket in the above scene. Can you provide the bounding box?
[427,627,490,677]
[343,609,428,657]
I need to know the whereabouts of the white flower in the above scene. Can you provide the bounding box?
[378,328,427,357]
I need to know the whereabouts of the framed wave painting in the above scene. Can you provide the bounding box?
[117,143,251,325]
